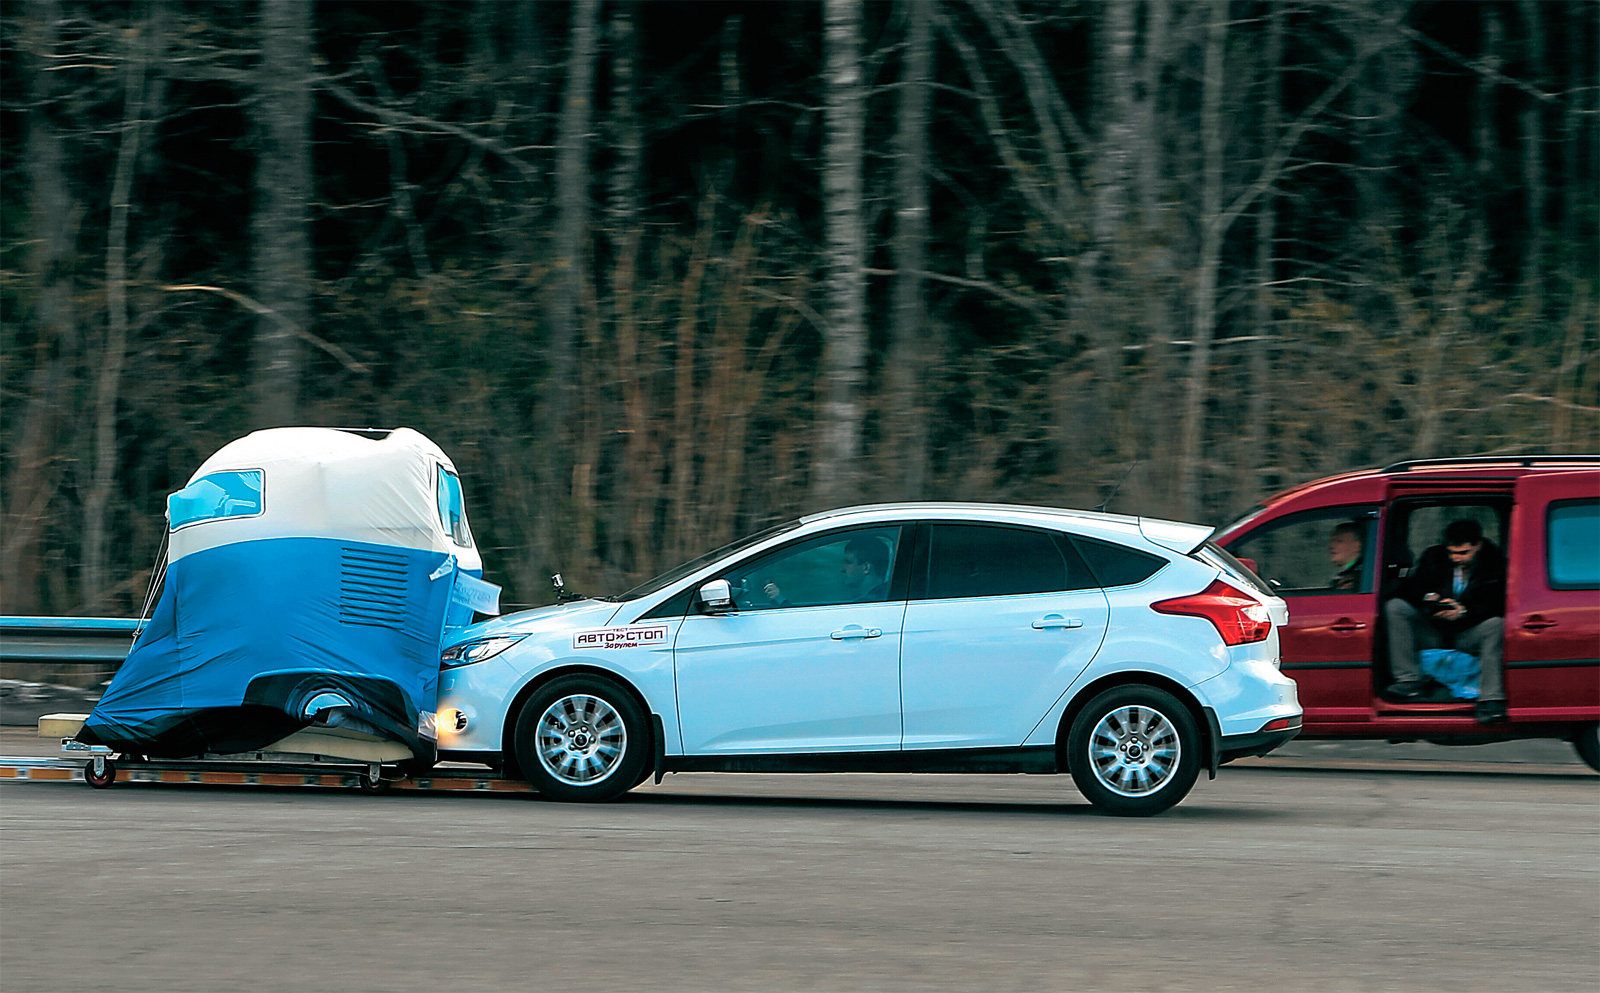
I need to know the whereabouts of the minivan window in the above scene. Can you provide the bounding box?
[921,524,1090,599]
[1195,541,1277,598]
[1548,499,1600,590]
[1224,505,1378,596]
[435,466,473,548]
[168,470,265,530]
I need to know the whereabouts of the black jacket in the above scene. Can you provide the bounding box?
[1400,540,1506,633]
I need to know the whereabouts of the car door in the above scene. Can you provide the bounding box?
[1505,471,1600,718]
[672,524,909,754]
[900,523,1109,750]
[1224,506,1380,720]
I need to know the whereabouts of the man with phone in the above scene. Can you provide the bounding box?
[1383,519,1507,722]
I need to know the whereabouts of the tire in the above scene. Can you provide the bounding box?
[357,773,390,795]
[1066,685,1201,817]
[1575,723,1600,774]
[84,759,117,790]
[513,674,648,803]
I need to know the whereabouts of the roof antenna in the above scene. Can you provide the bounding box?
[1095,461,1140,514]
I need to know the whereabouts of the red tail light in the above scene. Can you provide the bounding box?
[1152,579,1273,646]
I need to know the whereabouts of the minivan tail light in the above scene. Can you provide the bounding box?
[1151,579,1273,646]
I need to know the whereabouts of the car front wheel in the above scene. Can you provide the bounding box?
[1067,685,1201,817]
[513,675,648,803]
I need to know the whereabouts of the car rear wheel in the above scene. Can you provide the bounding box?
[1574,723,1600,773]
[1067,685,1201,817]
[514,675,648,803]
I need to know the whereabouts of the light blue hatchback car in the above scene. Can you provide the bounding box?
[436,503,1301,815]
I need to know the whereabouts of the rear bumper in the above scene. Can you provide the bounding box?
[1219,718,1302,764]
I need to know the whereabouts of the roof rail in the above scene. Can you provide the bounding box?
[332,427,395,438]
[1382,455,1600,473]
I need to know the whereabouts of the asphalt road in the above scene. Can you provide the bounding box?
[3,762,1595,993]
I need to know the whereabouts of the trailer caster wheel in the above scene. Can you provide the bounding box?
[357,773,389,795]
[85,759,117,790]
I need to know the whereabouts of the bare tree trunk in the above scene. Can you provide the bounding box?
[1519,0,1546,320]
[1177,0,1227,520]
[603,1,654,577]
[2,0,73,615]
[1138,0,1170,230]
[251,0,312,427]
[886,0,932,500]
[670,211,716,558]
[539,0,600,575]
[1136,0,1177,509]
[1249,2,1284,490]
[82,12,152,612]
[813,0,868,507]
[1475,7,1503,196]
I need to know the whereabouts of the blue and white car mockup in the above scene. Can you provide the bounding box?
[78,427,500,768]
[438,504,1300,816]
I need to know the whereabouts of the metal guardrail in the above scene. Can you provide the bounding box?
[0,617,140,664]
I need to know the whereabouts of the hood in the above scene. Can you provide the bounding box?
[446,598,624,643]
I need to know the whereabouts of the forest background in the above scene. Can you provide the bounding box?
[2,0,1596,617]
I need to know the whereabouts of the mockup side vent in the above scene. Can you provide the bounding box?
[339,547,409,629]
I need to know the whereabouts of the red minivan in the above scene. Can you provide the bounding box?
[1215,457,1599,770]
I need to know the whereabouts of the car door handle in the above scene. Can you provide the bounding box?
[1330,618,1368,633]
[831,626,883,640]
[1032,615,1084,630]
[1522,615,1558,631]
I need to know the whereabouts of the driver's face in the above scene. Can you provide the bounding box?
[842,553,871,589]
[1329,531,1361,566]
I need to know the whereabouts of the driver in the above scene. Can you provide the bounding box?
[761,535,892,606]
[1328,521,1365,591]
[838,535,891,602]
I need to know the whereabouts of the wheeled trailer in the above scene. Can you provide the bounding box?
[12,713,536,796]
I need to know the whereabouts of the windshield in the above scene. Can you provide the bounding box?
[1216,503,1267,539]
[616,519,802,601]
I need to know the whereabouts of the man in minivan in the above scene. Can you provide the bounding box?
[1383,519,1507,723]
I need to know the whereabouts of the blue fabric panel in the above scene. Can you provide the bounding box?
[81,571,185,746]
[1418,648,1480,701]
[80,537,454,758]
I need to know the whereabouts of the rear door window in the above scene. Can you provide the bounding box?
[1548,500,1600,590]
[918,524,1095,599]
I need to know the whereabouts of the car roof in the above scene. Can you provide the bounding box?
[1261,456,1600,507]
[797,502,1214,553]
[801,501,1138,528]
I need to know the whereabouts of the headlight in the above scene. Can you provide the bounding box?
[440,635,525,668]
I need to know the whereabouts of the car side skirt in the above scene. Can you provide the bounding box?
[664,745,1058,775]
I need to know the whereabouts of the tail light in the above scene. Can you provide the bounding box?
[1152,579,1273,646]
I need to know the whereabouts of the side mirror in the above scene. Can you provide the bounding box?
[698,579,734,614]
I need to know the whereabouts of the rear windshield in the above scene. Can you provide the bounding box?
[1195,541,1277,597]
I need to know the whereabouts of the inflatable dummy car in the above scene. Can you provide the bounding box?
[76,427,500,765]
